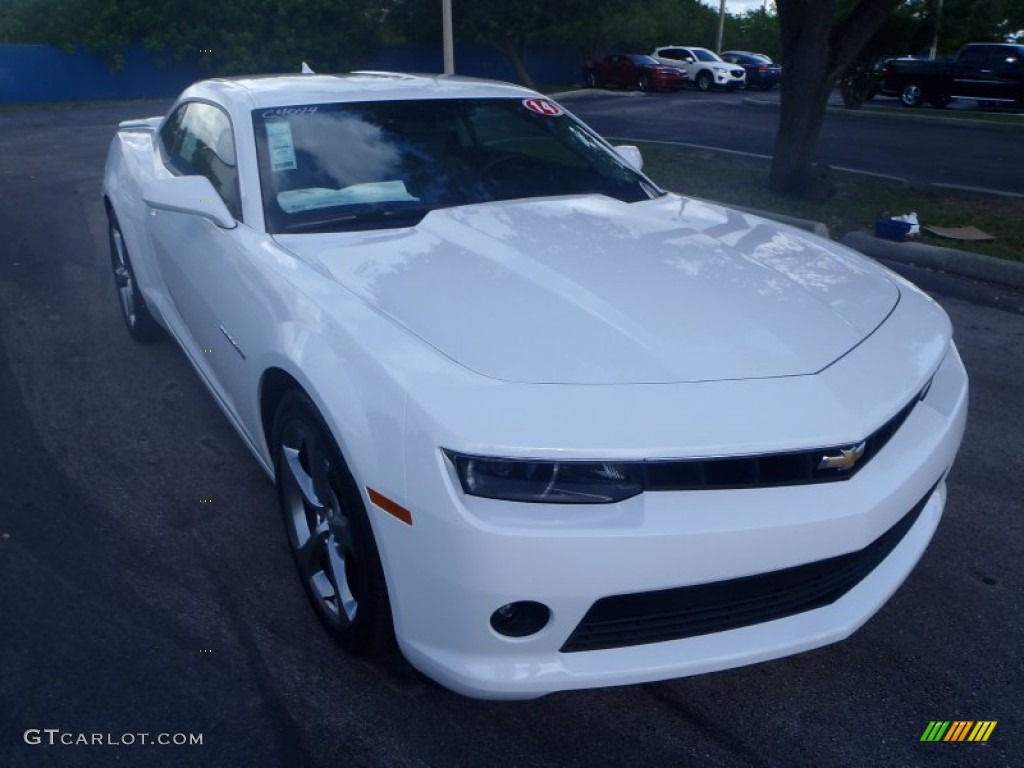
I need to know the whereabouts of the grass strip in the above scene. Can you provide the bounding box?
[640,144,1024,263]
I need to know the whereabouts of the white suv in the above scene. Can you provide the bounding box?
[652,46,746,91]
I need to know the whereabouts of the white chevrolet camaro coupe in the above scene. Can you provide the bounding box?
[102,72,968,700]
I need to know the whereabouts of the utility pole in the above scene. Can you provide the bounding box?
[928,0,944,59]
[715,0,726,53]
[443,0,454,74]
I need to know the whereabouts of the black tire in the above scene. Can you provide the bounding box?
[899,83,924,107]
[273,390,394,656]
[107,208,165,343]
[638,74,651,92]
[586,71,600,88]
[928,93,952,108]
[696,71,713,92]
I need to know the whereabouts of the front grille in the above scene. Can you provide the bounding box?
[640,384,926,492]
[561,479,940,653]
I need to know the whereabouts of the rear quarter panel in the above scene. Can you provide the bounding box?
[103,120,167,320]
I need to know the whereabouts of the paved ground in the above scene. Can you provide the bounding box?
[561,88,1024,197]
[0,102,1021,767]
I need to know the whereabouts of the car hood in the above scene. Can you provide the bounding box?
[275,195,899,384]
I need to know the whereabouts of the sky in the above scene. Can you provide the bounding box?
[703,1,770,12]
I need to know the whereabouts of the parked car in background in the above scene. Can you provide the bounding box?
[651,46,746,90]
[584,54,688,91]
[721,51,782,89]
[881,43,1024,107]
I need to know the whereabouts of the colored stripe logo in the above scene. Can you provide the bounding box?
[921,721,997,742]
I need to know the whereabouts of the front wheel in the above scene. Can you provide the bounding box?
[273,390,394,655]
[586,71,600,88]
[638,74,652,92]
[900,83,924,107]
[696,71,713,92]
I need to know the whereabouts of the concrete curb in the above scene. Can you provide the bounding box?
[742,95,1024,133]
[841,231,1024,290]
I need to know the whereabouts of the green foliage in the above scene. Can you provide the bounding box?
[723,8,783,59]
[0,0,381,73]
[922,0,1024,51]
[383,0,720,63]
[591,0,719,53]
[3,0,1020,82]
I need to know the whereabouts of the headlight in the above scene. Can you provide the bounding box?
[445,451,642,504]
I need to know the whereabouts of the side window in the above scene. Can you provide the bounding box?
[159,105,188,159]
[161,102,242,221]
[958,49,985,67]
[988,50,1018,72]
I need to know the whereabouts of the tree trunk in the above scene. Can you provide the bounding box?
[770,0,836,196]
[770,78,836,197]
[770,0,905,197]
[495,38,536,89]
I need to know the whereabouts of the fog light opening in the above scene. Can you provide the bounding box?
[490,601,550,638]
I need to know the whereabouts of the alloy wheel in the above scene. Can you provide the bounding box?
[279,417,359,630]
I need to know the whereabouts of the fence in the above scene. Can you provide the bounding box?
[0,43,580,105]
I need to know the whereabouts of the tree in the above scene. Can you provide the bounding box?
[770,0,904,197]
[725,8,783,60]
[0,0,382,73]
[384,0,719,87]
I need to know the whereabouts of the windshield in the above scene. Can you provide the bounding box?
[253,98,660,233]
[693,49,722,62]
[629,55,659,66]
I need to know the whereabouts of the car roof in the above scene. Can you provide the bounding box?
[178,72,538,111]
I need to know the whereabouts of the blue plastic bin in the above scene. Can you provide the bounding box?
[874,219,912,242]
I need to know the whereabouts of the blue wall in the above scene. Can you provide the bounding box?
[0,45,205,104]
[0,43,580,105]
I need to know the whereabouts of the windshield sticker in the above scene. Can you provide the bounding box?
[522,98,563,117]
[265,121,298,172]
[261,106,319,118]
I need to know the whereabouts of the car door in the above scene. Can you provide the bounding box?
[605,55,627,86]
[659,48,692,78]
[953,46,995,98]
[988,49,1022,101]
[623,56,644,87]
[148,100,258,422]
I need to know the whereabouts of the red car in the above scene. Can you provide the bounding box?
[584,54,688,92]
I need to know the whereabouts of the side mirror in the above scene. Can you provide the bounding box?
[143,175,237,230]
[614,145,643,171]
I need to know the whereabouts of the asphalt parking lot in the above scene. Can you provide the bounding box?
[563,86,1024,197]
[0,101,1021,768]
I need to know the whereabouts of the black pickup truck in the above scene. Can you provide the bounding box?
[880,43,1024,107]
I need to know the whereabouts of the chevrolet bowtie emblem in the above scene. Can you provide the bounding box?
[818,441,866,471]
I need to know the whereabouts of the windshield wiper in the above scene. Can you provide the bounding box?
[282,204,436,233]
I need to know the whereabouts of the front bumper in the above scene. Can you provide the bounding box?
[377,340,968,699]
[717,69,746,87]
